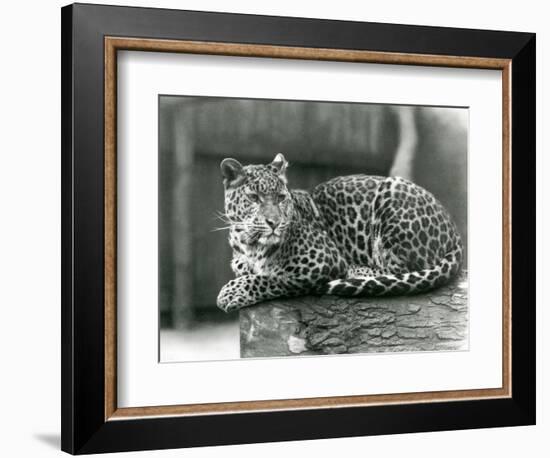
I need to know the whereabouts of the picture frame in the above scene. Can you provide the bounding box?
[61,3,535,454]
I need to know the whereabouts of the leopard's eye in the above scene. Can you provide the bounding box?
[277,193,287,203]
[247,192,260,203]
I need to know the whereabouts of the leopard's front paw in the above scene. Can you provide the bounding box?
[216,281,251,313]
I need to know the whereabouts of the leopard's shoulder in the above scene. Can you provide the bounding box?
[290,189,322,223]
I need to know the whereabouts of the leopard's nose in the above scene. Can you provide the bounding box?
[265,218,279,230]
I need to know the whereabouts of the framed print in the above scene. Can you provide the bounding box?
[61,3,536,454]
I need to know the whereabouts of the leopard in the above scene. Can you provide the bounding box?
[216,153,463,312]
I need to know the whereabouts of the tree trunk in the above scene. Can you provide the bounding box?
[240,270,468,357]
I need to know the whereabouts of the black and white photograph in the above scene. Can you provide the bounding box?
[159,96,468,362]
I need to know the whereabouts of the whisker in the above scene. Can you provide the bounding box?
[210,221,261,232]
[210,226,233,232]
[212,210,239,224]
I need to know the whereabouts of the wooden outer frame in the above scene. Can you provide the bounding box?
[104,36,512,420]
[62,3,535,454]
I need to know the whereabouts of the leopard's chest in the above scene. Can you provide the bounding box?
[240,246,280,275]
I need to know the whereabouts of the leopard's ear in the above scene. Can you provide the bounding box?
[270,153,288,181]
[220,158,245,188]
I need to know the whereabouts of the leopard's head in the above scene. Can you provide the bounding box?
[220,153,294,246]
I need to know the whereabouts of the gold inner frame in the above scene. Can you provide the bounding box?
[104,37,512,421]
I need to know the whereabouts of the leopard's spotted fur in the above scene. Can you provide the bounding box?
[216,154,463,312]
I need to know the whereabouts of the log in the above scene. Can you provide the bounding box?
[240,270,468,357]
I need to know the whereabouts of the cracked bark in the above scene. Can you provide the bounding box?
[240,270,468,357]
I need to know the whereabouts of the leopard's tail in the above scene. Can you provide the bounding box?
[319,247,463,297]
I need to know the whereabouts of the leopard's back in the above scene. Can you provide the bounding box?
[312,175,385,266]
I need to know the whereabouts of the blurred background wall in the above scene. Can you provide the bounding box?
[159,96,468,337]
